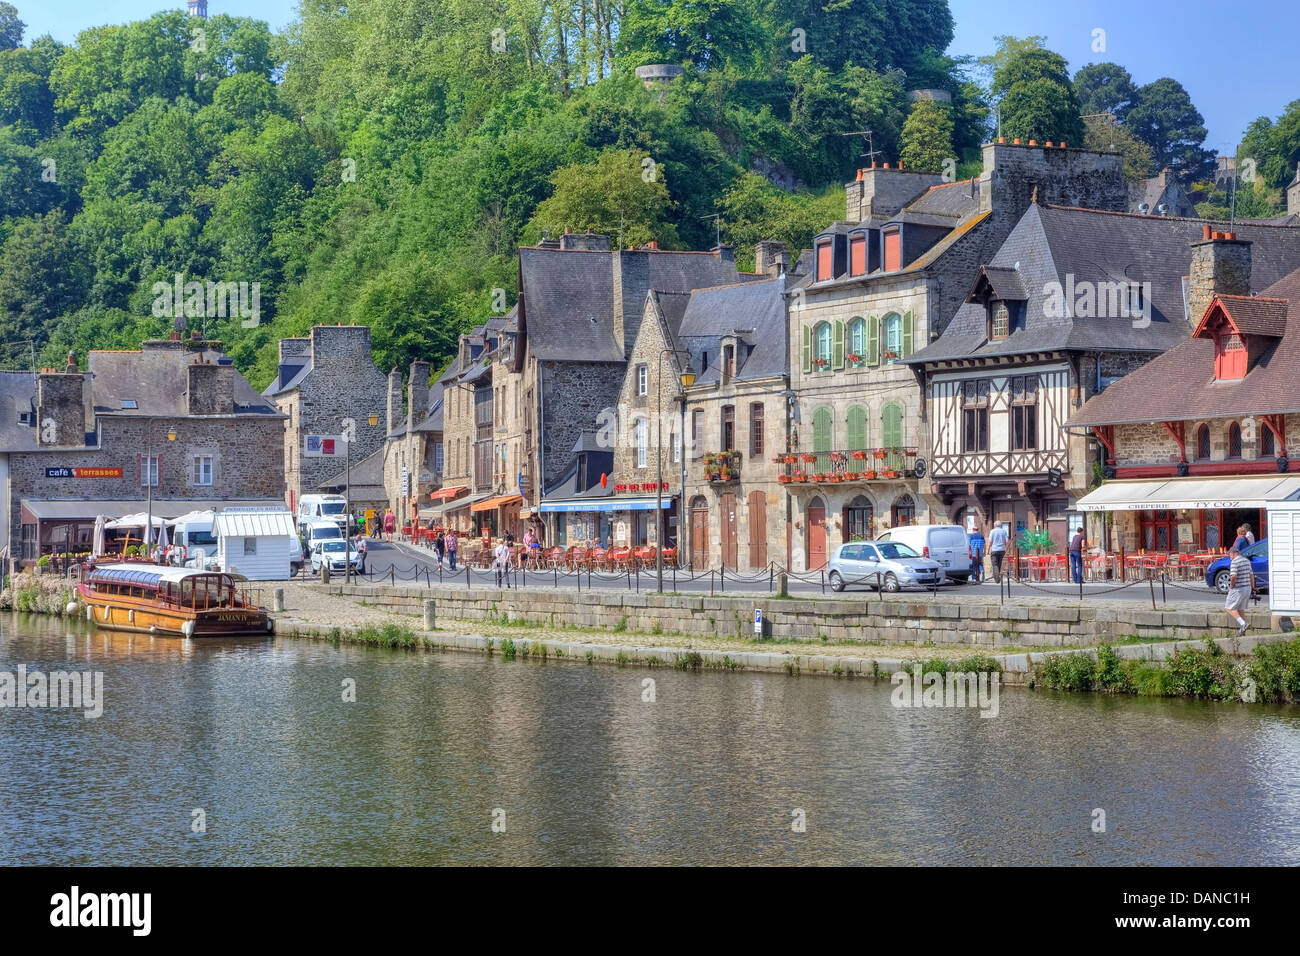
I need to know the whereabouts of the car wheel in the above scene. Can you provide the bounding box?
[1214,569,1231,593]
[883,572,900,592]
[829,571,845,592]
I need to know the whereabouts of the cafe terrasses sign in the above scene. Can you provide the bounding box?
[45,467,123,478]
[613,482,669,493]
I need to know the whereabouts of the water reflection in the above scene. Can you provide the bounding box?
[1,612,1298,865]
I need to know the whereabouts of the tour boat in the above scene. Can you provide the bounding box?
[76,563,274,637]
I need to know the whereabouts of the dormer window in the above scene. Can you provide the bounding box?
[815,240,833,282]
[849,234,867,276]
[882,227,901,272]
[989,300,1011,340]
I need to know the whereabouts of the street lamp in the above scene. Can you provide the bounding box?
[145,425,177,560]
[345,414,380,583]
[657,348,695,592]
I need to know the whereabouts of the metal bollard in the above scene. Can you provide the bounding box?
[272,588,284,612]
[423,598,436,630]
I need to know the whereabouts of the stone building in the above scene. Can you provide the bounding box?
[4,336,285,564]
[1290,163,1300,217]
[783,140,1130,570]
[379,359,443,529]
[910,214,1300,553]
[1070,262,1300,555]
[263,325,389,513]
[1129,168,1199,218]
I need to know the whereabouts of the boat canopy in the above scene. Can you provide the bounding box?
[88,564,247,588]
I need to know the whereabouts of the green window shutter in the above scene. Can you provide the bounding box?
[847,406,867,450]
[813,407,832,452]
[831,319,845,370]
[882,403,902,449]
[801,324,811,374]
[867,315,880,366]
[901,310,914,358]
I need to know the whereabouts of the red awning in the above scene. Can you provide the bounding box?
[471,494,523,513]
[429,486,468,501]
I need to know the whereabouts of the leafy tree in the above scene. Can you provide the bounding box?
[524,148,681,246]
[775,0,954,75]
[1072,62,1136,121]
[1125,78,1213,182]
[1239,100,1300,194]
[0,35,61,140]
[992,45,1083,146]
[0,2,22,51]
[0,212,86,346]
[1084,113,1153,182]
[1192,177,1281,221]
[899,98,954,173]
[617,0,768,72]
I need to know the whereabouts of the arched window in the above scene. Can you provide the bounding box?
[882,313,902,363]
[812,407,833,453]
[846,405,868,451]
[847,317,867,365]
[892,494,916,527]
[1228,422,1242,459]
[1262,426,1275,457]
[844,495,873,541]
[1195,424,1211,461]
[814,322,832,369]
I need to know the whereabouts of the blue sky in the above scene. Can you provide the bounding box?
[15,0,1295,153]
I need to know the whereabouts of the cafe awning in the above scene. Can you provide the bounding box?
[20,498,283,522]
[429,486,468,501]
[539,496,674,514]
[471,494,523,513]
[1075,475,1300,512]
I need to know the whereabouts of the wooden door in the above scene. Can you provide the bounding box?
[807,499,827,570]
[691,503,709,570]
[747,491,767,569]
[720,493,738,570]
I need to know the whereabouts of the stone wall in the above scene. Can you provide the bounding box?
[1188,236,1252,324]
[326,583,1271,647]
[540,359,625,491]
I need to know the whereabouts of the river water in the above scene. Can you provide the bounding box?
[2,613,1298,865]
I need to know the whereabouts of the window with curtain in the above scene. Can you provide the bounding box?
[814,322,832,369]
[846,405,868,451]
[848,318,866,365]
[635,418,648,469]
[882,314,902,362]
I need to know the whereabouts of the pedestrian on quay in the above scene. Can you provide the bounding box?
[1069,526,1086,584]
[968,525,985,583]
[434,530,446,569]
[1234,523,1255,550]
[446,529,458,571]
[494,538,512,588]
[383,509,396,542]
[988,521,1009,583]
[1224,544,1255,636]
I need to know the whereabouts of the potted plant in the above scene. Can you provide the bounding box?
[904,447,918,457]
[827,474,843,483]
[863,469,877,480]
[778,474,793,484]
[882,348,898,360]
[801,453,818,463]
[844,471,860,481]
[830,451,847,463]
[850,450,868,460]
[872,449,888,460]
[813,357,829,369]
[791,470,808,482]
[883,469,899,479]
[813,473,828,482]
[847,352,863,365]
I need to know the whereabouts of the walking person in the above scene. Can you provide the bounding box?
[1069,526,1085,584]
[967,524,985,584]
[988,521,1009,583]
[494,538,512,588]
[433,530,446,569]
[1224,543,1255,636]
[446,529,458,571]
[382,508,396,542]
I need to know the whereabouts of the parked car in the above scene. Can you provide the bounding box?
[298,494,349,534]
[310,539,363,574]
[827,541,943,592]
[1206,539,1269,592]
[874,524,972,582]
[305,520,344,552]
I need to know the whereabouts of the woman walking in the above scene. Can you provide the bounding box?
[382,508,396,542]
[434,530,446,569]
[446,529,458,571]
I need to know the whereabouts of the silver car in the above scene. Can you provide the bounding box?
[827,541,943,592]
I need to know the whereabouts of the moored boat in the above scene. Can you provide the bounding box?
[76,563,274,637]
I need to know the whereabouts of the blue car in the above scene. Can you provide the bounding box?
[1205,539,1269,593]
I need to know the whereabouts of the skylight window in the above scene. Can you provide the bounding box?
[121,400,138,409]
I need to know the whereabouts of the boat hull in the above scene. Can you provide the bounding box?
[76,585,274,638]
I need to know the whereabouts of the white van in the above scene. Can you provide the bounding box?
[305,520,344,550]
[875,524,971,583]
[298,494,349,534]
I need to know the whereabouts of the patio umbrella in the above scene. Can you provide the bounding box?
[92,515,106,557]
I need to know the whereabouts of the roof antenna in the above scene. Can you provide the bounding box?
[701,212,722,250]
[840,130,882,166]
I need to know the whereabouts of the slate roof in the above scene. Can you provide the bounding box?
[1213,295,1288,337]
[907,203,1300,364]
[91,347,278,416]
[677,275,792,384]
[899,180,980,220]
[518,246,742,364]
[318,446,386,489]
[1071,266,1300,425]
[0,370,41,452]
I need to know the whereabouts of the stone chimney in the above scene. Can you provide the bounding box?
[278,337,310,363]
[755,241,790,277]
[1288,162,1300,216]
[1188,226,1253,324]
[408,360,430,426]
[612,249,651,360]
[559,227,611,252]
[712,244,734,266]
[37,363,86,446]
[186,359,235,415]
[845,164,944,222]
[386,367,403,434]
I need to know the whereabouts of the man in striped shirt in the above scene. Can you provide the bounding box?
[1224,544,1255,636]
